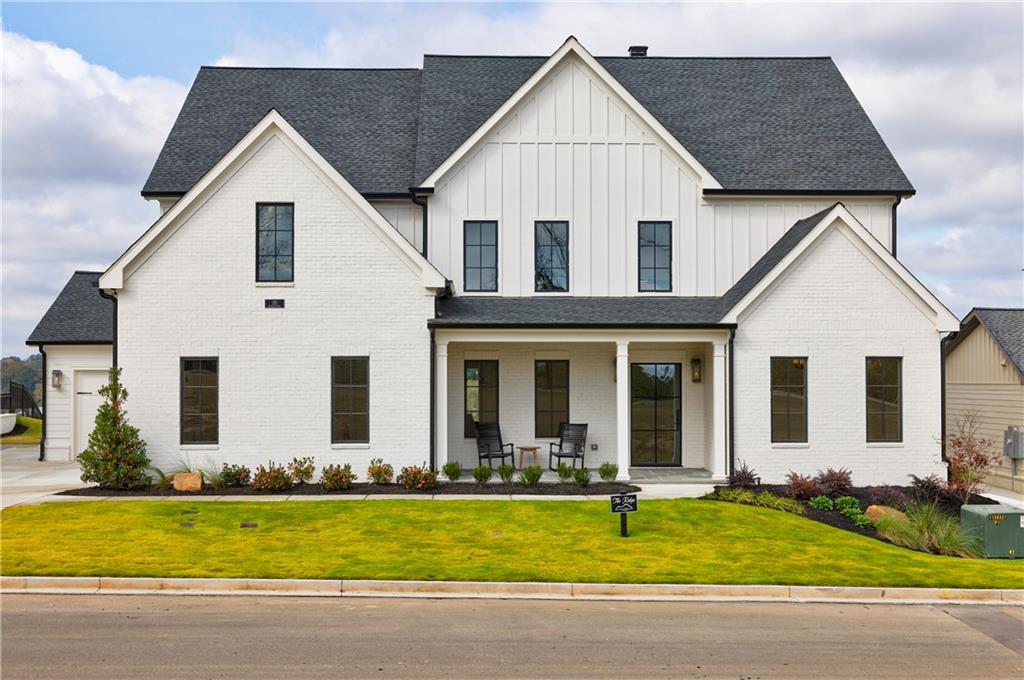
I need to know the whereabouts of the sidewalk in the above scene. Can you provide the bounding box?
[1,445,84,508]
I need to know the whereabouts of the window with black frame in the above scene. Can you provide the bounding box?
[535,221,569,292]
[770,357,807,443]
[256,203,294,282]
[535,360,569,437]
[181,357,218,444]
[464,360,498,437]
[464,221,498,292]
[866,357,902,442]
[332,357,369,443]
[638,221,671,292]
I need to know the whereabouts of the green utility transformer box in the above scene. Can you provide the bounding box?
[960,505,1023,559]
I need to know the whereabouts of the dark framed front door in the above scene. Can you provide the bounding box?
[630,363,682,466]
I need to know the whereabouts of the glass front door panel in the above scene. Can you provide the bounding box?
[630,363,681,466]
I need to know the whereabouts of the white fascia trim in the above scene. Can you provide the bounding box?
[418,36,722,190]
[100,110,446,291]
[720,203,960,331]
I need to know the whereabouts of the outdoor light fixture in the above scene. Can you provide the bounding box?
[51,369,63,389]
[690,358,702,383]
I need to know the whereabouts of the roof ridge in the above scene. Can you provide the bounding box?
[971,307,1024,312]
[422,54,833,60]
[199,65,421,72]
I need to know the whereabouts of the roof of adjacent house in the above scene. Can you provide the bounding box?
[143,54,913,196]
[432,205,837,328]
[26,272,114,345]
[949,308,1024,375]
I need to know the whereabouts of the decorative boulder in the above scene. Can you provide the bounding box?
[173,471,203,493]
[865,504,907,525]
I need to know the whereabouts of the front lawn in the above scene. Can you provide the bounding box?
[1,499,1020,588]
[0,416,42,446]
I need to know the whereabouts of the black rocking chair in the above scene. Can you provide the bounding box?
[548,423,588,471]
[475,422,515,469]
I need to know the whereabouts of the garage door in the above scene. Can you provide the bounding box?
[75,370,108,457]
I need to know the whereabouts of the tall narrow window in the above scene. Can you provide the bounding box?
[181,357,218,445]
[535,221,569,292]
[770,357,807,443]
[256,203,294,282]
[535,360,569,437]
[464,221,498,292]
[464,360,498,437]
[638,221,672,292]
[332,357,369,443]
[866,357,902,443]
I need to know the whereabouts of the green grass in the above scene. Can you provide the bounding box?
[2,499,1021,588]
[1,416,41,446]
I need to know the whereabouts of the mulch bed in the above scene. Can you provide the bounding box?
[59,481,640,497]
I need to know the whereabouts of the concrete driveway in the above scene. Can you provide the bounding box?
[1,445,83,508]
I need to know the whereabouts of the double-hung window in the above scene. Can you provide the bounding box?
[256,203,294,282]
[332,357,369,443]
[535,221,569,292]
[770,357,807,443]
[181,358,218,445]
[464,360,498,437]
[638,221,672,292]
[535,360,569,438]
[866,357,902,443]
[464,221,498,292]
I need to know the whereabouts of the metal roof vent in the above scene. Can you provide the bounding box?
[628,45,648,58]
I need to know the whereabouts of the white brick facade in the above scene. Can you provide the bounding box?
[117,133,435,472]
[733,225,948,485]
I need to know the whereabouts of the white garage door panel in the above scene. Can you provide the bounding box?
[75,370,108,457]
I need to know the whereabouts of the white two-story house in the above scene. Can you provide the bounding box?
[30,38,959,484]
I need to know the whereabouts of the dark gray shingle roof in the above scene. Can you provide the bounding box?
[972,308,1024,374]
[27,272,113,345]
[145,56,913,196]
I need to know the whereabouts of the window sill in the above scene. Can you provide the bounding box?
[180,444,219,451]
[771,442,810,449]
[867,442,904,448]
[331,443,370,450]
[255,282,295,288]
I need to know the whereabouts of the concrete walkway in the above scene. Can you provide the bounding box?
[0,445,84,508]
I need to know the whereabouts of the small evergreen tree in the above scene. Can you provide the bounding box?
[78,367,151,489]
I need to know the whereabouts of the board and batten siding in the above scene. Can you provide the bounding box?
[427,54,895,298]
[369,200,423,253]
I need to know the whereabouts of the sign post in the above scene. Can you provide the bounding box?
[610,493,638,537]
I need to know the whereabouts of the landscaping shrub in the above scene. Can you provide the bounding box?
[835,496,860,513]
[200,463,226,491]
[708,488,804,515]
[367,458,394,484]
[77,367,152,490]
[473,465,494,485]
[251,462,292,491]
[319,463,356,491]
[853,514,874,528]
[287,456,316,484]
[784,472,822,501]
[220,464,251,488]
[556,463,574,483]
[729,460,761,488]
[518,465,543,487]
[598,463,619,482]
[943,413,1000,504]
[809,495,834,511]
[909,474,948,503]
[497,464,516,485]
[840,506,863,520]
[397,464,438,490]
[813,467,852,498]
[864,485,911,510]
[875,502,981,558]
[441,461,462,482]
[573,467,591,486]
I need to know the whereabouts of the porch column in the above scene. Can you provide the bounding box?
[615,340,631,481]
[435,339,449,471]
[711,339,727,480]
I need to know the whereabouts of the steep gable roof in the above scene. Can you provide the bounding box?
[27,271,113,345]
[947,308,1024,375]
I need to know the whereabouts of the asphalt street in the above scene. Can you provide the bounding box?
[1,594,1021,679]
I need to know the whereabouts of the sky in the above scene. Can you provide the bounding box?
[2,1,1022,358]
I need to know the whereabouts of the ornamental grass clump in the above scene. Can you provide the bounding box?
[598,463,619,482]
[367,458,394,485]
[441,461,462,482]
[875,502,982,558]
[497,464,516,485]
[473,465,494,485]
[706,488,804,516]
[573,467,591,487]
[77,367,151,490]
[319,463,356,491]
[250,462,292,491]
[556,463,575,483]
[518,465,543,487]
[287,456,316,484]
[397,464,438,490]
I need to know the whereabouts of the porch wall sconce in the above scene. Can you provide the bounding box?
[690,358,702,383]
[51,369,63,389]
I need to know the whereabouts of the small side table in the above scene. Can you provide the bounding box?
[517,446,540,469]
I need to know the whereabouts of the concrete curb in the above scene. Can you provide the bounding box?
[2,576,1020,605]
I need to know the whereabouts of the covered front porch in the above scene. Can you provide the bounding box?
[433,328,731,482]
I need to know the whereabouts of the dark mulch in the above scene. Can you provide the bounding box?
[59,481,640,497]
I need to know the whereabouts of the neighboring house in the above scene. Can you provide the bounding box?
[944,308,1024,494]
[33,38,961,484]
[26,271,113,460]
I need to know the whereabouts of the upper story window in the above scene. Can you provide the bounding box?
[638,221,672,292]
[257,203,294,282]
[181,357,218,445]
[866,357,902,443]
[464,221,498,292]
[535,221,569,292]
[770,357,807,443]
[332,357,369,443]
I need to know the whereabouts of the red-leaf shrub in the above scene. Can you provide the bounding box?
[943,414,1000,504]
[729,460,761,489]
[397,464,438,490]
[367,458,394,484]
[784,472,823,501]
[221,464,251,487]
[813,467,852,498]
[320,463,357,491]
[287,456,316,484]
[251,462,292,491]
[864,484,911,510]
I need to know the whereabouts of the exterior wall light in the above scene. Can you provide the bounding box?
[690,358,702,383]
[51,369,63,389]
